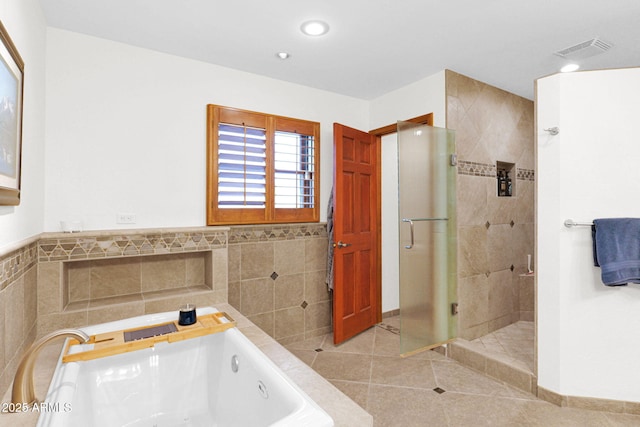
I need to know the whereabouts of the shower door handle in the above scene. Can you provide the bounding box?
[402,219,415,249]
[402,217,448,249]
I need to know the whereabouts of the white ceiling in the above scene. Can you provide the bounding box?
[38,0,640,100]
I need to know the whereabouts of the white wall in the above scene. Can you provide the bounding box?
[537,68,640,402]
[43,27,451,313]
[44,29,369,231]
[381,133,399,313]
[369,70,446,129]
[0,0,46,250]
[370,71,447,312]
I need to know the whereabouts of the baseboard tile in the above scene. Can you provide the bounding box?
[382,309,399,318]
[537,386,640,415]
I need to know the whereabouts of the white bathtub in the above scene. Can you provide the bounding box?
[37,307,333,427]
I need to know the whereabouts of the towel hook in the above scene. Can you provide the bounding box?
[543,127,559,136]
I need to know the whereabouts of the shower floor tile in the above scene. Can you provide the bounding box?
[469,321,535,372]
[286,317,640,427]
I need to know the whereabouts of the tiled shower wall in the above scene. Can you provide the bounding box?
[0,239,38,398]
[446,70,535,341]
[227,223,331,345]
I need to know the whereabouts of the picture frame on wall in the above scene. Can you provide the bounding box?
[0,20,24,206]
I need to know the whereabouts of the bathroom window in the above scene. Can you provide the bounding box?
[206,105,320,225]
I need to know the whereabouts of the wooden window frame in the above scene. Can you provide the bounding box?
[206,104,320,225]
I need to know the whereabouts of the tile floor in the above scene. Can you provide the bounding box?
[285,317,640,427]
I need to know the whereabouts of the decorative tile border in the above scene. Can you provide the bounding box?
[457,160,496,177]
[228,223,327,244]
[37,223,328,261]
[38,229,228,262]
[517,168,535,181]
[0,241,38,290]
[458,160,535,181]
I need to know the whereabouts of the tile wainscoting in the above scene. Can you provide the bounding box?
[0,222,331,400]
[0,237,39,402]
[227,223,332,345]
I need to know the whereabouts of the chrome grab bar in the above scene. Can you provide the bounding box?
[401,217,448,249]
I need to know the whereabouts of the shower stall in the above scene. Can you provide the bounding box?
[396,121,457,356]
[393,120,535,393]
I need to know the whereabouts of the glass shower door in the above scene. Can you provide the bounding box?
[398,121,457,356]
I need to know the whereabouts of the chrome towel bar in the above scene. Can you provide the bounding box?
[564,219,594,228]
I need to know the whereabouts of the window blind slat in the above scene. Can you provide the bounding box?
[219,191,265,197]
[218,135,266,147]
[218,164,266,174]
[219,123,265,136]
[219,154,265,165]
[219,143,266,155]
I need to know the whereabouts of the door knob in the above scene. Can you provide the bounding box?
[332,241,351,248]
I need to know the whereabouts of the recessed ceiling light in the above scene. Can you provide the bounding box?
[276,52,290,60]
[560,63,580,73]
[301,20,329,36]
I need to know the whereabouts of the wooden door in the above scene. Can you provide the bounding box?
[332,123,380,344]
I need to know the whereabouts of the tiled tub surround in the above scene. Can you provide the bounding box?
[227,223,332,345]
[0,238,39,407]
[446,70,535,341]
[0,303,373,427]
[37,227,229,336]
[0,223,332,403]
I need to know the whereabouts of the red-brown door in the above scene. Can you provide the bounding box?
[332,123,379,344]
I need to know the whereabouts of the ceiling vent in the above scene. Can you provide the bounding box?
[554,38,612,60]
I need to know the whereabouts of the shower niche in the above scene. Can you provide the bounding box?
[496,161,515,197]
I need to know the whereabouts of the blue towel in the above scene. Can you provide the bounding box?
[592,218,640,286]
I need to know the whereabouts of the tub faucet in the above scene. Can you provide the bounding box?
[10,328,90,410]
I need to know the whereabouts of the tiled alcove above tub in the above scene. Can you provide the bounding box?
[37,227,229,335]
[63,251,213,311]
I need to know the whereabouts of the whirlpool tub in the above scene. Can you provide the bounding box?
[36,307,333,427]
